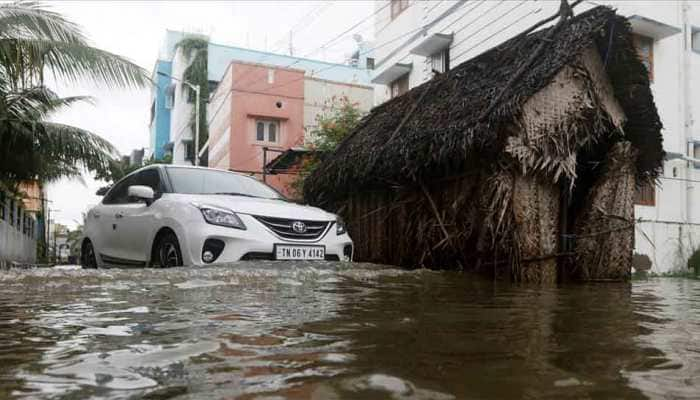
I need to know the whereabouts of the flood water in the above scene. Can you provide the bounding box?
[0,263,698,399]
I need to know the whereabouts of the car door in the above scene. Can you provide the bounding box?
[94,175,134,261]
[111,168,162,263]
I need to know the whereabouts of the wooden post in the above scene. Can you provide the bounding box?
[262,146,268,183]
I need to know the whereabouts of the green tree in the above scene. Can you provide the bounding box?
[175,36,208,152]
[292,96,363,198]
[0,1,148,184]
[309,96,363,152]
[94,154,172,195]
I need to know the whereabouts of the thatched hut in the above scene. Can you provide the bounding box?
[304,6,663,283]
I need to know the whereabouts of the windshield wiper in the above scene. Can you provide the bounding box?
[213,192,259,198]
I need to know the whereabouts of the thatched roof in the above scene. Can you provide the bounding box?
[305,6,663,204]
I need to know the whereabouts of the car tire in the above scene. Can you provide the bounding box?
[81,240,98,269]
[154,232,183,268]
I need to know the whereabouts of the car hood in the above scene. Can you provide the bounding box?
[169,194,337,221]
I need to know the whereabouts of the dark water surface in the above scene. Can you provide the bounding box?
[0,263,698,399]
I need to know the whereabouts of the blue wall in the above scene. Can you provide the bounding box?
[152,60,172,160]
[207,42,372,85]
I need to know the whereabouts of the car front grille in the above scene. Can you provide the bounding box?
[253,216,330,240]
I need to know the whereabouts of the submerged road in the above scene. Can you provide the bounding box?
[0,262,698,399]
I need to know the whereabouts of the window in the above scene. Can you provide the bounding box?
[268,122,277,142]
[256,121,265,141]
[390,0,410,20]
[165,92,174,109]
[366,57,375,70]
[390,74,409,98]
[635,181,656,206]
[431,48,450,74]
[133,168,163,194]
[166,167,282,199]
[184,140,195,163]
[103,175,137,205]
[164,84,175,109]
[633,35,654,82]
[267,69,275,84]
[255,120,281,143]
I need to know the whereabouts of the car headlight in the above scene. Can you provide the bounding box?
[336,217,347,235]
[196,204,246,230]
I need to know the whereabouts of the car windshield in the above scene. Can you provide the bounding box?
[166,167,283,199]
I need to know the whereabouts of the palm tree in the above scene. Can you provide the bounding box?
[175,36,209,151]
[0,1,149,183]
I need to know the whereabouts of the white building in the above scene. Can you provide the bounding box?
[372,0,700,273]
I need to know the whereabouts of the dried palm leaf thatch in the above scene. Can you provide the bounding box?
[305,6,662,207]
[304,6,663,282]
[573,142,637,281]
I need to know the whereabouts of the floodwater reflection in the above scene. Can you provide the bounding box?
[0,262,698,399]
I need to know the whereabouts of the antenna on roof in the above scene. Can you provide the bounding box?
[559,0,574,19]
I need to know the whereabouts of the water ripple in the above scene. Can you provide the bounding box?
[0,264,698,399]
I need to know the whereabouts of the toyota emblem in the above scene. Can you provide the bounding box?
[292,221,307,233]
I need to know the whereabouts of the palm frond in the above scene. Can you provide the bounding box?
[0,1,86,43]
[174,35,207,61]
[0,114,115,182]
[0,37,150,89]
[4,85,92,120]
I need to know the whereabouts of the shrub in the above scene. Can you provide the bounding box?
[689,248,700,276]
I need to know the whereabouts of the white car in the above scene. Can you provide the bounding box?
[81,165,353,268]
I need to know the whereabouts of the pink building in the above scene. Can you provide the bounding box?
[207,61,373,198]
[208,62,305,196]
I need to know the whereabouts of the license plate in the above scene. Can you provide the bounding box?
[274,244,325,260]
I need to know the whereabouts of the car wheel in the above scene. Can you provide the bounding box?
[155,232,183,268]
[81,240,98,269]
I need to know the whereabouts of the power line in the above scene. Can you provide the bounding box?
[232,0,390,92]
[223,1,335,91]
[451,0,530,48]
[450,0,507,37]
[227,0,520,101]
[306,1,391,59]
[172,3,334,152]
[438,0,489,34]
[452,2,541,60]
[225,23,427,101]
[426,0,445,16]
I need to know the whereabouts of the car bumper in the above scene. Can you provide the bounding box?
[179,214,353,266]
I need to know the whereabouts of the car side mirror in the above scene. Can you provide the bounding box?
[96,186,110,196]
[128,185,155,205]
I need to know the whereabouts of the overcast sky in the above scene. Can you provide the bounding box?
[45,0,376,228]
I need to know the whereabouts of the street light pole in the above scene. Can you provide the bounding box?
[157,71,201,166]
[194,84,201,167]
